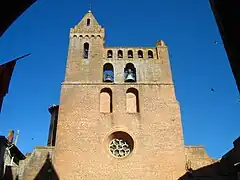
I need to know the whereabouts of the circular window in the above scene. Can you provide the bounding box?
[109,138,131,158]
[107,131,134,158]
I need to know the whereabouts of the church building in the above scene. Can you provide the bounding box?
[54,10,186,179]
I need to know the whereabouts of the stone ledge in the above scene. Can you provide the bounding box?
[104,46,156,49]
[185,145,205,148]
[34,146,55,150]
[62,82,174,86]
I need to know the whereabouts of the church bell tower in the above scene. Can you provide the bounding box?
[54,10,186,179]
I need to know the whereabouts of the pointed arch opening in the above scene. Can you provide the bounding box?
[148,50,153,58]
[107,50,113,58]
[138,50,143,58]
[103,63,114,82]
[126,88,139,113]
[83,43,89,59]
[118,50,123,58]
[128,50,133,58]
[100,88,113,113]
[87,18,91,26]
[124,63,136,82]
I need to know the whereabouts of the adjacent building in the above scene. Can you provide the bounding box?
[210,0,240,92]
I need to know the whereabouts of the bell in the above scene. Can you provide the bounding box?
[107,53,112,58]
[104,73,113,82]
[83,50,88,59]
[125,69,135,82]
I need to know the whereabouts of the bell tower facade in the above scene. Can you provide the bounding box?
[54,10,186,179]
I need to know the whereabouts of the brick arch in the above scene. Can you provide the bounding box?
[128,50,133,58]
[148,50,153,58]
[103,63,114,82]
[83,42,89,59]
[138,50,143,58]
[126,88,139,113]
[118,50,123,58]
[107,50,113,58]
[124,63,136,82]
[100,88,113,113]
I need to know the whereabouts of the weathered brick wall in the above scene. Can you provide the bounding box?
[21,146,55,180]
[185,146,217,170]
[65,11,105,83]
[54,10,186,180]
[55,84,186,179]
[180,138,240,179]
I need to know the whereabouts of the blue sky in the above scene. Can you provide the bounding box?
[0,0,239,159]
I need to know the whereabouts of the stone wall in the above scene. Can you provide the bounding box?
[20,146,55,180]
[180,137,240,180]
[185,146,217,170]
[53,10,186,179]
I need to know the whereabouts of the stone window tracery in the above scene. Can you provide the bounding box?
[109,138,131,158]
[107,131,134,159]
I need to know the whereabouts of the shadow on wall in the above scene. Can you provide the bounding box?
[3,166,15,180]
[3,153,59,180]
[179,137,240,180]
[179,162,238,180]
[34,153,59,180]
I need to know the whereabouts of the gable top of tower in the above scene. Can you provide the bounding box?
[70,10,104,34]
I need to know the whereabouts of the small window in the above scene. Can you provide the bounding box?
[107,50,113,58]
[100,88,112,113]
[83,43,89,59]
[87,19,91,26]
[124,63,136,82]
[103,63,114,82]
[148,50,153,58]
[126,88,139,113]
[138,50,143,58]
[118,50,123,58]
[128,50,133,58]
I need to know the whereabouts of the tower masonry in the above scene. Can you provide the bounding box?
[54,10,186,179]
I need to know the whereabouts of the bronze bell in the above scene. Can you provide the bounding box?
[104,73,113,82]
[107,53,112,58]
[125,69,136,82]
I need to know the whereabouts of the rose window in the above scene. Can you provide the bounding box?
[109,138,131,158]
